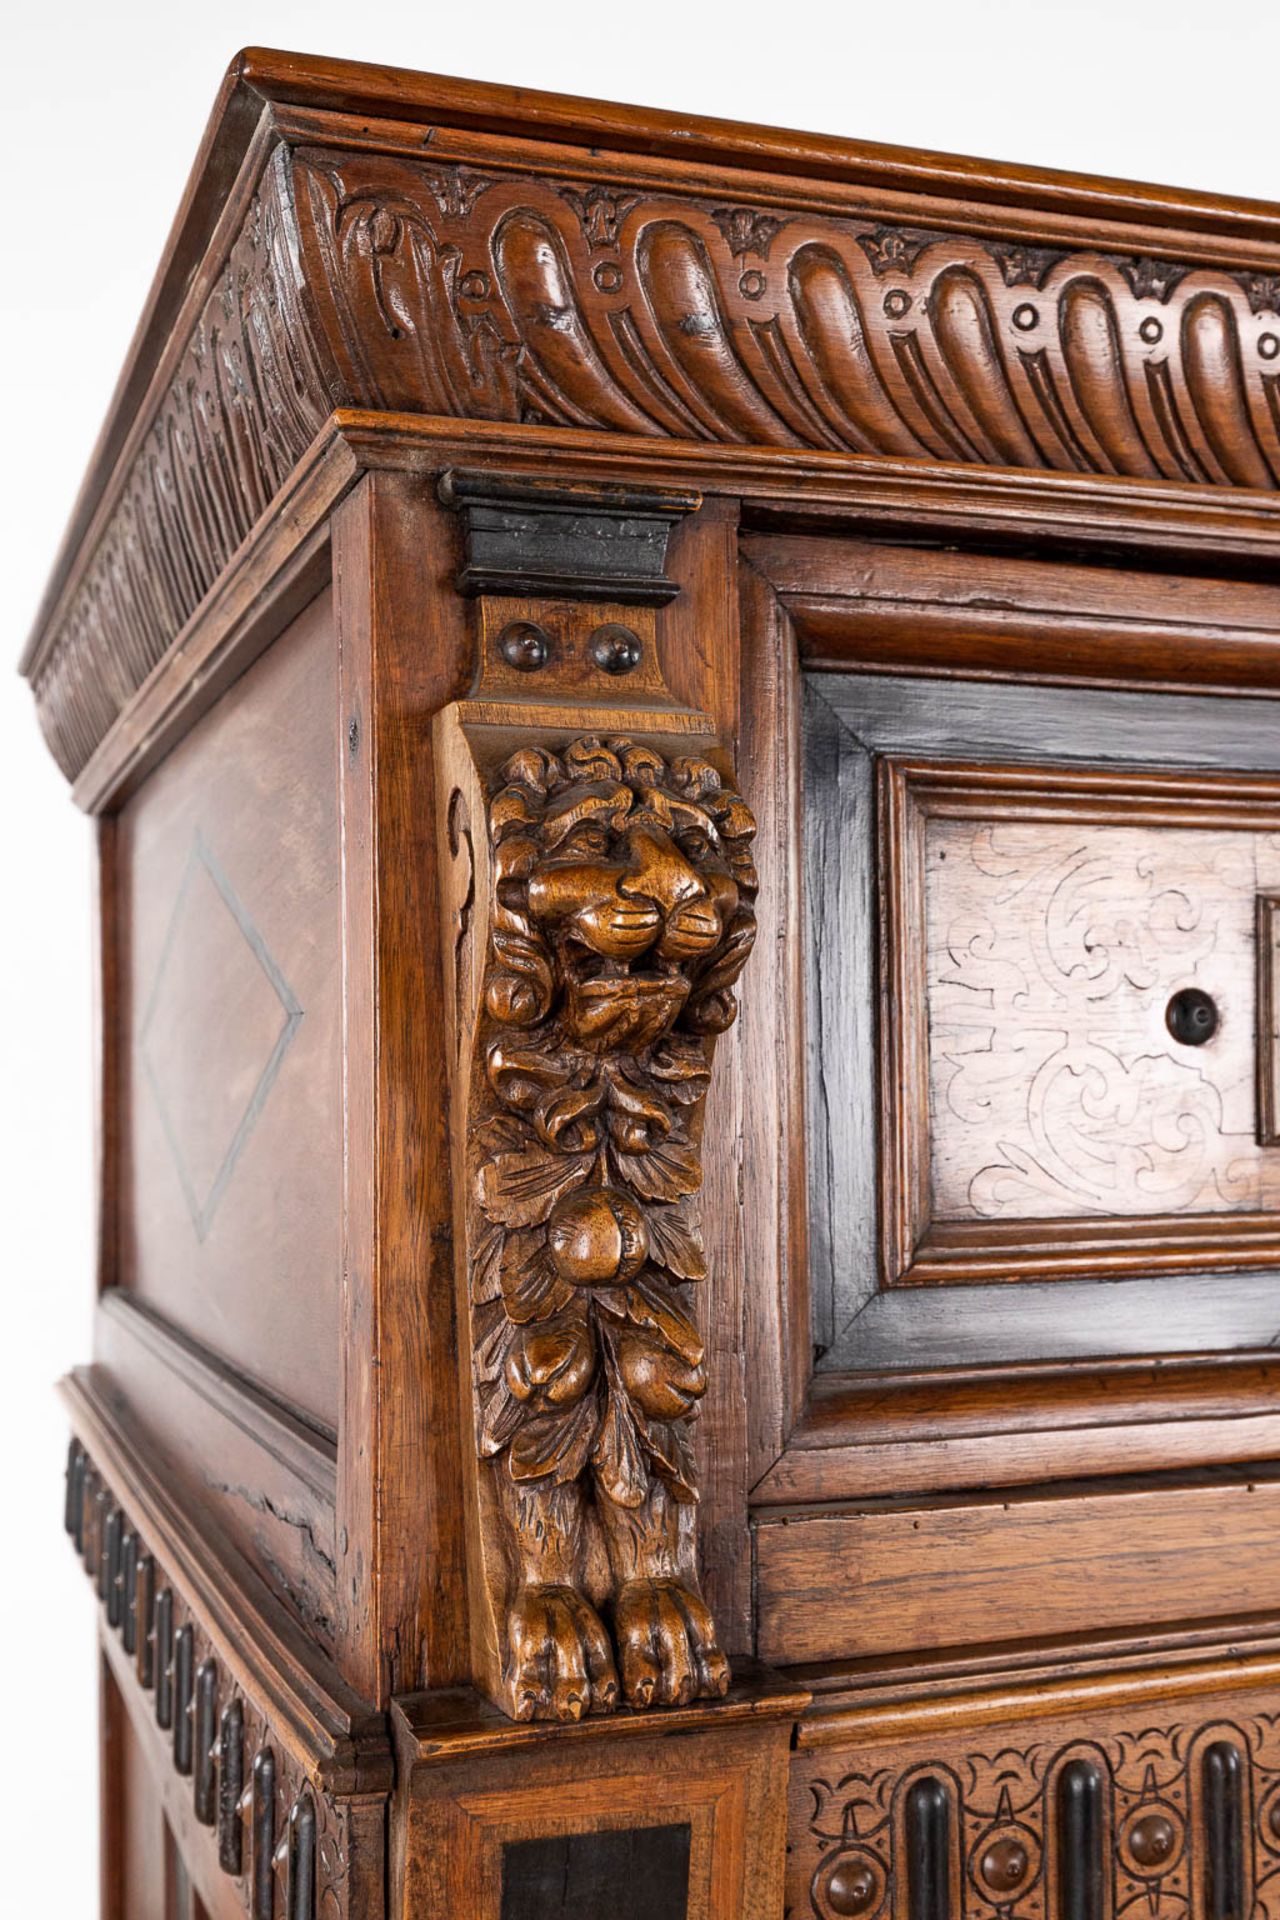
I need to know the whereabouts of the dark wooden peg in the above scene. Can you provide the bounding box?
[498,620,552,671]
[589,623,643,674]
[905,1776,952,1920]
[193,1658,218,1824]
[120,1531,138,1654]
[1057,1759,1104,1920]
[154,1588,174,1726]
[284,1794,317,1920]
[172,1622,194,1773]
[1203,1742,1245,1920]
[251,1748,276,1920]
[101,1507,122,1620]
[216,1699,245,1874]
[1166,986,1219,1046]
[64,1440,83,1538]
[135,1554,156,1688]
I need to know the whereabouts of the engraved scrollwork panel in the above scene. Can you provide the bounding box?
[926,816,1280,1223]
[872,750,1280,1288]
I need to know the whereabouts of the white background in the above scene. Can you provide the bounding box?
[1,3,1276,1911]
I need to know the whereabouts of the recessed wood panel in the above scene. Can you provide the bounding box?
[804,674,1280,1371]
[116,588,341,1426]
[881,757,1280,1285]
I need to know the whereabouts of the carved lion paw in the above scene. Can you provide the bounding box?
[506,1584,620,1722]
[612,1577,730,1709]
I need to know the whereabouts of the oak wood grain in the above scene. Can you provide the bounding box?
[93,1292,337,1650]
[755,1469,1280,1666]
[332,470,472,1702]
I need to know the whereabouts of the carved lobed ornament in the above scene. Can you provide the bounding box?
[797,1709,1280,1920]
[26,129,1280,782]
[293,145,1280,492]
[441,723,757,1720]
[64,1440,376,1920]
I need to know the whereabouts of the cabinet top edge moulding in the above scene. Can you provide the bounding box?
[20,44,1280,793]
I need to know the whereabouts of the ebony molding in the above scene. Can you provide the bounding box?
[438,471,699,603]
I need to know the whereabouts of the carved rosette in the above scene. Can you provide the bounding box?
[456,733,756,1720]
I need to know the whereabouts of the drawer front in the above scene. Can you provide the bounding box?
[789,1686,1280,1920]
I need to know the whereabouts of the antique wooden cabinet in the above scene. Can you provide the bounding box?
[24,46,1280,1920]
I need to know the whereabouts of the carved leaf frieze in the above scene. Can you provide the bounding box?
[32,146,332,780]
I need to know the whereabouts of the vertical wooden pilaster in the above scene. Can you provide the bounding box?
[332,468,472,1703]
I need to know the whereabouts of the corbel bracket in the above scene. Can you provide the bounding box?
[435,476,757,1723]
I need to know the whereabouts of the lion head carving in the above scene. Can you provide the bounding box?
[484,737,757,1049]
[471,737,757,1510]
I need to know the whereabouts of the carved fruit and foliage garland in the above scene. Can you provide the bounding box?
[467,735,757,1718]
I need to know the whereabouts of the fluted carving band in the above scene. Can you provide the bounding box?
[29,139,1280,778]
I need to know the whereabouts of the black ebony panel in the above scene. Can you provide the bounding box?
[440,471,697,604]
[500,1823,692,1920]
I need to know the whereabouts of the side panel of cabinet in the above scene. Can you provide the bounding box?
[112,586,343,1430]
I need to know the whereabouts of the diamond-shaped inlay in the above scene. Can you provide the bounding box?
[140,832,303,1241]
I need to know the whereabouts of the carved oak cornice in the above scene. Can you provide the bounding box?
[290,145,1280,493]
[23,61,1280,781]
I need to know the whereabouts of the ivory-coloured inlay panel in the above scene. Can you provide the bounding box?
[927,815,1280,1221]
